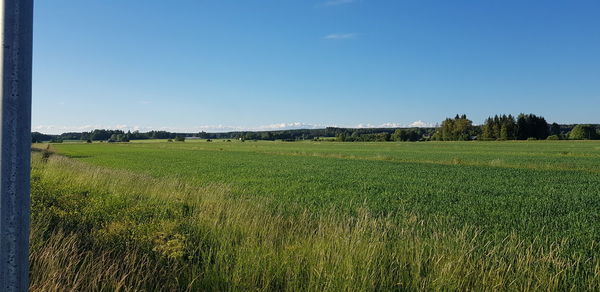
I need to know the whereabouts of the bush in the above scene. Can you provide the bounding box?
[526,137,537,141]
[546,135,560,140]
[174,136,185,142]
[569,124,599,140]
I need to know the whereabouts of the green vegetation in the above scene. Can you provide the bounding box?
[432,114,476,141]
[108,133,130,143]
[481,114,517,140]
[31,114,600,144]
[515,113,550,140]
[448,113,551,141]
[569,124,600,140]
[30,140,600,290]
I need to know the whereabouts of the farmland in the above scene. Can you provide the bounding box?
[30,140,600,290]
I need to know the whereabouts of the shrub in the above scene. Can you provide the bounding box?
[546,135,560,140]
[569,124,599,140]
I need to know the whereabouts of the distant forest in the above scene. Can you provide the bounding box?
[33,114,600,143]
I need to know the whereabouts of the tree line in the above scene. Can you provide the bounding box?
[33,130,192,143]
[335,128,427,142]
[32,127,435,143]
[433,113,599,141]
[32,116,599,143]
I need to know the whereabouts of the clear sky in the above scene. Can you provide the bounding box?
[33,0,600,134]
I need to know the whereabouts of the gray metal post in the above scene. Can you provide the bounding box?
[0,0,33,290]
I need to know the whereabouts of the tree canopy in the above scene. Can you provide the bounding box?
[481,115,517,140]
[433,114,476,141]
[516,114,549,140]
[569,124,599,140]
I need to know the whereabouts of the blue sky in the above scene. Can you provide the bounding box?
[33,0,600,134]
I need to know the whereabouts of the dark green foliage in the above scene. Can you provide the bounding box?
[197,131,209,139]
[92,129,125,141]
[108,133,130,143]
[516,114,549,140]
[344,132,393,142]
[32,127,438,143]
[569,124,599,140]
[433,114,476,141]
[32,132,53,143]
[550,123,561,135]
[392,129,421,141]
[29,121,598,144]
[482,115,517,140]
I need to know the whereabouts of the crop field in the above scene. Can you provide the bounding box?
[30,140,600,290]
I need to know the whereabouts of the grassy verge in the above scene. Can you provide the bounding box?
[29,149,600,291]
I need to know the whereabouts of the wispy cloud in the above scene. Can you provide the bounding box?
[191,122,326,133]
[324,33,357,40]
[355,123,400,128]
[32,123,326,135]
[33,121,435,135]
[320,0,356,7]
[409,120,434,128]
[354,121,434,128]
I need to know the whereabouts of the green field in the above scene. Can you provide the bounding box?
[30,140,600,290]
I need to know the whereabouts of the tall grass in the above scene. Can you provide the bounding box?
[30,150,600,291]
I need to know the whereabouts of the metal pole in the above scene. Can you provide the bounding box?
[0,0,33,290]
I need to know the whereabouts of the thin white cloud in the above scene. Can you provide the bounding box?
[355,121,434,128]
[32,123,326,135]
[378,123,404,128]
[194,122,326,132]
[409,120,434,128]
[257,122,323,130]
[324,33,357,40]
[355,123,400,128]
[321,0,356,7]
[33,121,435,135]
